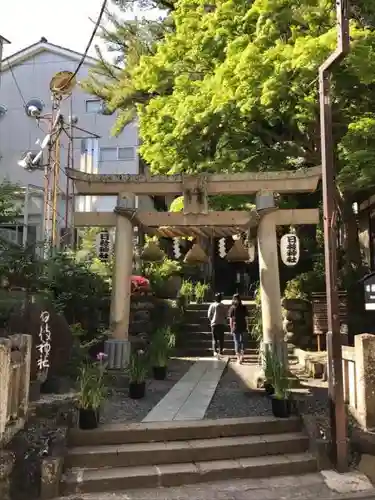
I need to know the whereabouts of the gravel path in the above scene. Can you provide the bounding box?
[205,362,272,419]
[101,359,193,424]
[205,360,332,423]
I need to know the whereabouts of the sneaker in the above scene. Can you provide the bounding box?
[213,351,218,357]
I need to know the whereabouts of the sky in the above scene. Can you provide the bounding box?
[1,0,163,61]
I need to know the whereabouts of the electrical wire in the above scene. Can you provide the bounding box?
[65,0,108,87]
[8,62,50,135]
[7,63,27,106]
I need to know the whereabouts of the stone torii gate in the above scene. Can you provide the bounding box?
[67,166,321,368]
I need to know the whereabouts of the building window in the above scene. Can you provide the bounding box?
[0,225,37,246]
[85,99,102,113]
[118,147,135,161]
[99,146,135,162]
[99,147,118,162]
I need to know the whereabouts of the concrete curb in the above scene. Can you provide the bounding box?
[322,491,375,499]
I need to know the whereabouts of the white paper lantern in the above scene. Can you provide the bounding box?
[247,241,255,262]
[95,231,113,261]
[218,238,226,258]
[173,237,181,258]
[280,233,300,266]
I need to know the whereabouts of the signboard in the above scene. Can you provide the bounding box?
[95,230,113,261]
[280,233,300,266]
[312,292,348,335]
[361,272,375,311]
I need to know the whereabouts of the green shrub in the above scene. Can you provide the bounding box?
[149,326,176,367]
[180,280,194,303]
[194,282,209,303]
[143,257,181,296]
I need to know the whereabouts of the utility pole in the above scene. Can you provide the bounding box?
[319,0,350,472]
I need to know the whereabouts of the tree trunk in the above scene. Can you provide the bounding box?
[335,188,363,273]
[335,187,367,339]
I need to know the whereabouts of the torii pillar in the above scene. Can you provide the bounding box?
[256,192,319,365]
[104,195,133,369]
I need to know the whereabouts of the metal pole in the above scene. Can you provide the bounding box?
[22,185,29,247]
[319,0,350,472]
[51,129,61,249]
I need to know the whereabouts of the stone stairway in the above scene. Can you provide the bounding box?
[177,303,258,357]
[61,416,317,495]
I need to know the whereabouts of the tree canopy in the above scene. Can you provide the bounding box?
[90,0,375,197]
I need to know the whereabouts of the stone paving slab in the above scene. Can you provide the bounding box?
[59,472,375,500]
[143,358,227,423]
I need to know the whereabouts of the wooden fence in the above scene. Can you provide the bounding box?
[0,334,32,446]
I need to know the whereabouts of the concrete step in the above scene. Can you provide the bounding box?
[68,416,302,447]
[61,452,317,495]
[179,337,258,347]
[186,303,210,310]
[65,432,309,469]
[183,323,212,332]
[175,348,259,357]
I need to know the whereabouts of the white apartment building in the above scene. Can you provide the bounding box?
[0,37,154,247]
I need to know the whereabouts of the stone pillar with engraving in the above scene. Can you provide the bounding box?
[105,194,134,369]
[355,334,375,431]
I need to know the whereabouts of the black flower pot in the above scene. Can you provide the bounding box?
[129,381,146,399]
[79,408,100,430]
[153,366,167,380]
[271,397,291,418]
[264,382,274,397]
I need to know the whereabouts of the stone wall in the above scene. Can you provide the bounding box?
[282,298,314,349]
[5,394,76,500]
[129,295,183,350]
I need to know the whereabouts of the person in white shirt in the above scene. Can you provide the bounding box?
[207,293,227,357]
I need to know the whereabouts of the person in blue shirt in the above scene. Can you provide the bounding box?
[228,294,249,364]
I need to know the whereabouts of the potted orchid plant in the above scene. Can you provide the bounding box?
[127,349,148,399]
[77,352,108,430]
[149,326,176,380]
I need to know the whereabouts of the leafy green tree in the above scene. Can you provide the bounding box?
[0,181,21,224]
[90,0,375,282]
[114,0,375,270]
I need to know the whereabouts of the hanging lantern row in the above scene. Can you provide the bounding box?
[137,232,300,266]
[280,233,300,267]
